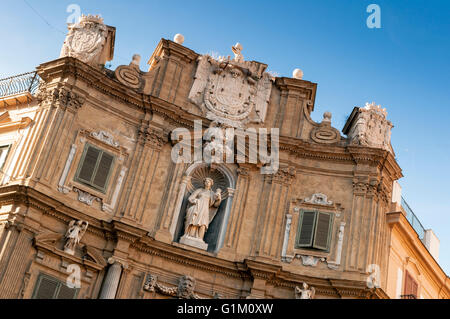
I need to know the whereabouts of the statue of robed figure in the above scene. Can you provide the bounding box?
[180,177,223,249]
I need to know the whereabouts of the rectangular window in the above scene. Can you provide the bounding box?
[403,270,418,299]
[32,273,78,299]
[75,144,115,193]
[295,210,333,251]
[0,144,11,169]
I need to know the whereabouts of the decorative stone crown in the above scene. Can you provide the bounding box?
[78,14,104,25]
[345,101,393,152]
[363,101,387,117]
[60,13,114,68]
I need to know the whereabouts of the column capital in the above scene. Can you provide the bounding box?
[107,257,129,270]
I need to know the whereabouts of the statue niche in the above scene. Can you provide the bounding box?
[183,177,222,243]
[174,164,234,252]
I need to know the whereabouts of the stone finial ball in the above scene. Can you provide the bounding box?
[173,34,184,44]
[131,54,141,65]
[323,111,332,122]
[293,68,303,80]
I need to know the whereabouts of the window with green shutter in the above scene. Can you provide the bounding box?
[295,210,333,251]
[75,144,115,193]
[32,274,78,299]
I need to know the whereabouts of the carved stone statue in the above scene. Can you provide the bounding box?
[143,274,201,299]
[346,102,393,152]
[64,220,88,255]
[60,14,115,68]
[295,282,315,299]
[180,178,222,249]
[231,42,244,62]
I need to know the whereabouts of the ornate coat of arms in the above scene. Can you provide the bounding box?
[60,14,114,67]
[189,44,273,128]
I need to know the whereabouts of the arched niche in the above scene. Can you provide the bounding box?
[172,163,236,253]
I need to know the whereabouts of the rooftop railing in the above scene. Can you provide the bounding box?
[0,72,40,98]
[401,196,425,239]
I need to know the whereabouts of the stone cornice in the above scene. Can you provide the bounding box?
[131,238,251,280]
[0,185,108,239]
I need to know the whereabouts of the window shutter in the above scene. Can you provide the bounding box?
[56,284,78,299]
[78,146,100,182]
[0,145,10,169]
[313,212,332,250]
[404,271,418,298]
[297,211,316,247]
[33,276,58,299]
[93,152,114,189]
[410,280,418,298]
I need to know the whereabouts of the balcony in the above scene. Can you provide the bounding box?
[0,71,40,106]
[401,197,425,240]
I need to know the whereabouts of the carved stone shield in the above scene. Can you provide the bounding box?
[204,66,256,122]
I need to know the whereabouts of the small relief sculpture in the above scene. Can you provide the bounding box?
[304,193,332,205]
[143,274,201,299]
[295,282,315,299]
[91,130,119,147]
[180,178,222,249]
[60,14,114,68]
[299,255,325,267]
[203,124,234,163]
[64,220,88,255]
[73,187,101,206]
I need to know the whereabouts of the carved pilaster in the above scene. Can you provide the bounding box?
[222,165,250,252]
[253,166,295,259]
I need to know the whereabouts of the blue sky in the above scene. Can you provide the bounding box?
[1,0,449,275]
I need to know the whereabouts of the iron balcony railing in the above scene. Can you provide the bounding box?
[401,197,425,239]
[0,71,40,98]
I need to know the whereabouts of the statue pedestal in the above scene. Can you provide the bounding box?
[180,235,208,250]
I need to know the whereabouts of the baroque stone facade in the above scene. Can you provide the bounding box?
[0,15,448,300]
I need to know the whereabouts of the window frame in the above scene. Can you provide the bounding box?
[0,144,11,170]
[31,273,79,299]
[294,209,334,252]
[74,143,116,194]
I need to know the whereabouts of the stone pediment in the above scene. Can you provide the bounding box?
[33,231,107,270]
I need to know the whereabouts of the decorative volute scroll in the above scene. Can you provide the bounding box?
[60,14,115,68]
[188,43,273,128]
[343,102,393,152]
[64,219,88,255]
[295,282,315,299]
[143,274,202,299]
[115,54,146,91]
[310,112,341,144]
